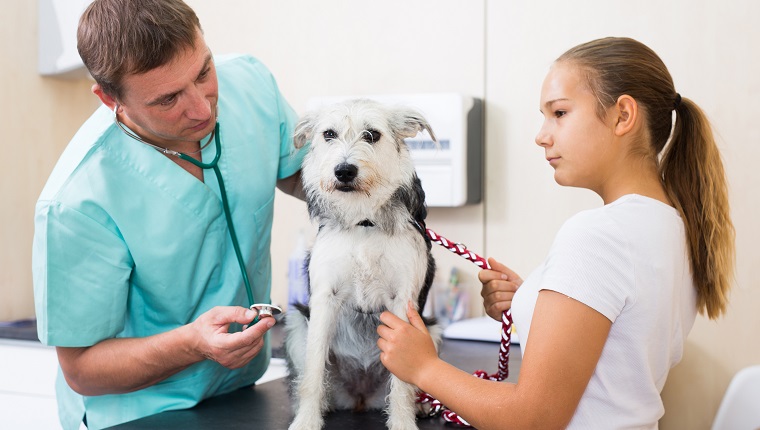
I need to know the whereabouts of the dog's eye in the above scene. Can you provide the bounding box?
[362,129,381,144]
[323,129,337,141]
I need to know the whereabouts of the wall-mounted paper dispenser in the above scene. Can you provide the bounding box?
[307,93,483,207]
[38,0,93,78]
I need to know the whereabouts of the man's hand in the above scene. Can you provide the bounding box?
[189,306,275,369]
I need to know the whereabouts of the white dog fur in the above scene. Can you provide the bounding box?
[284,99,442,430]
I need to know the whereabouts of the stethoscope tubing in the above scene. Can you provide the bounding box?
[114,112,262,322]
[177,124,255,308]
[176,124,258,319]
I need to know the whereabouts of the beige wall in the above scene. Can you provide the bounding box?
[4,0,758,428]
[1,1,99,321]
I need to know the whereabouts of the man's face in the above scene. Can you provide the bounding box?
[116,30,218,149]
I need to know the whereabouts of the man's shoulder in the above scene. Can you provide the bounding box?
[38,106,117,202]
[214,53,254,67]
[214,54,283,110]
[214,53,273,81]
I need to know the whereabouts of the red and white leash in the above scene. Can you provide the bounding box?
[417,228,513,427]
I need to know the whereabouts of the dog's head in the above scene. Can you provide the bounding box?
[294,99,435,224]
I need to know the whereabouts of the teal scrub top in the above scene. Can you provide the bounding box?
[32,54,306,430]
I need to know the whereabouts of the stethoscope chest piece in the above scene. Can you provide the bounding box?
[250,303,283,318]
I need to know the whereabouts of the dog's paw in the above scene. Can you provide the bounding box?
[415,400,439,418]
[387,419,419,430]
[288,413,324,430]
[387,411,419,430]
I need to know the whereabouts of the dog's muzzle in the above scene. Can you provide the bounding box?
[334,162,358,192]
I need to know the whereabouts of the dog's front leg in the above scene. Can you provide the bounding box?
[384,300,421,430]
[386,374,420,430]
[289,290,341,430]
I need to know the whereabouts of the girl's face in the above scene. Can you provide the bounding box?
[535,62,617,193]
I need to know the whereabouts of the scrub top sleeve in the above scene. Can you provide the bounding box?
[272,76,307,180]
[33,200,133,346]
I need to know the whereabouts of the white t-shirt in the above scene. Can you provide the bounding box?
[512,194,697,429]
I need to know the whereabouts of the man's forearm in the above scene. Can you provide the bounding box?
[56,324,201,396]
[276,171,307,201]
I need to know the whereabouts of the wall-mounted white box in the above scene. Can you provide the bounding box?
[38,0,93,78]
[307,93,483,207]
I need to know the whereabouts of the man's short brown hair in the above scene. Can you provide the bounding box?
[77,0,202,100]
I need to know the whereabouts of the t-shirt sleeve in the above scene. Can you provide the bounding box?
[539,211,636,322]
[33,200,133,346]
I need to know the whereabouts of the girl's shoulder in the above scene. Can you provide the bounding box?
[563,194,680,234]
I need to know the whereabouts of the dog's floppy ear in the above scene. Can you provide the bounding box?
[293,110,318,149]
[391,107,437,143]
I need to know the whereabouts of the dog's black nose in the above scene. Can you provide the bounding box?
[334,163,358,183]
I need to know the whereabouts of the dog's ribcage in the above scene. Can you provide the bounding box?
[308,222,428,408]
[310,223,428,315]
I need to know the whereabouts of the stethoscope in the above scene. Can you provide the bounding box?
[114,105,282,322]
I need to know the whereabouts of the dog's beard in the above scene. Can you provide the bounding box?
[320,178,372,195]
[312,174,407,224]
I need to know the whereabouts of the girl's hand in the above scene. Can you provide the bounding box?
[478,257,523,321]
[377,302,438,386]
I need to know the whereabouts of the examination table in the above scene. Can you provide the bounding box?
[107,322,521,429]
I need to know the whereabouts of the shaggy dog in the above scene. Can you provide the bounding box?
[284,99,441,430]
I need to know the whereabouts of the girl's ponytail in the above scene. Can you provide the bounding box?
[661,97,735,319]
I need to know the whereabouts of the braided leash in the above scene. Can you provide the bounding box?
[419,228,513,427]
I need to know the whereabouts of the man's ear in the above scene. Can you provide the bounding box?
[92,84,118,112]
[614,94,638,136]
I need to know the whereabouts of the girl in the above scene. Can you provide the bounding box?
[377,37,735,429]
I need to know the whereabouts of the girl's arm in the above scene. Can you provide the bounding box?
[378,291,611,430]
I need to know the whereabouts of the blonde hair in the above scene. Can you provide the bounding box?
[558,37,735,319]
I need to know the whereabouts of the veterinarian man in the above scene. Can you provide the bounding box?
[32,1,306,428]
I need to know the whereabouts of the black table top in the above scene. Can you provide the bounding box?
[0,319,38,342]
[108,324,521,430]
